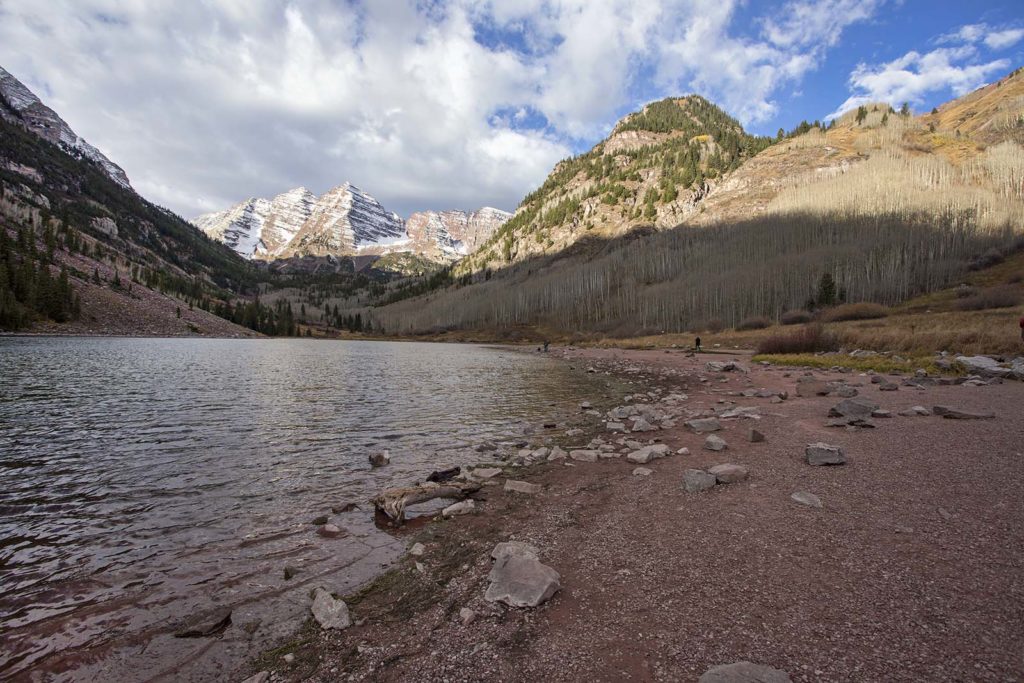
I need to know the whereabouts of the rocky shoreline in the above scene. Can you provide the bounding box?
[242,346,1024,683]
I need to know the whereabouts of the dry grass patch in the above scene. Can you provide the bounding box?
[756,324,839,354]
[819,302,890,322]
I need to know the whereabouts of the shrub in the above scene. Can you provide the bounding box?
[955,285,1021,311]
[756,324,839,354]
[780,309,813,325]
[705,318,726,333]
[819,302,889,322]
[968,248,1005,271]
[736,316,771,330]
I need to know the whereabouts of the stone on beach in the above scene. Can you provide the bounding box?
[805,442,845,466]
[318,523,344,538]
[683,469,717,493]
[932,405,995,420]
[547,446,568,461]
[632,467,653,476]
[485,545,560,608]
[469,467,502,481]
[311,587,351,630]
[625,444,670,464]
[368,451,390,468]
[748,428,765,442]
[686,417,722,433]
[606,421,626,431]
[491,541,539,562]
[828,396,879,420]
[704,434,728,451]
[459,607,476,626]
[569,449,600,463]
[504,480,542,494]
[442,500,476,517]
[795,378,829,397]
[708,463,749,484]
[791,491,822,508]
[410,542,426,556]
[698,661,792,683]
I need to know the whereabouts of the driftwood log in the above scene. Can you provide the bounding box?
[372,481,481,523]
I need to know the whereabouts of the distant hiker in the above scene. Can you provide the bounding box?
[543,340,550,352]
[695,336,702,352]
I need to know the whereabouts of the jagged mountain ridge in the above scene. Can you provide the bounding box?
[194,185,510,263]
[0,66,131,188]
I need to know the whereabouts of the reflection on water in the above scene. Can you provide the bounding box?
[0,338,610,681]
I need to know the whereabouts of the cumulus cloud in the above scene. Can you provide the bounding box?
[0,0,881,218]
[829,22,1017,120]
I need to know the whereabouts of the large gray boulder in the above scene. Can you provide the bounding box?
[683,469,717,493]
[311,588,351,630]
[698,661,792,683]
[686,417,722,433]
[805,442,845,466]
[828,396,879,420]
[485,553,560,608]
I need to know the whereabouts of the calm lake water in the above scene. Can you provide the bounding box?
[0,337,612,681]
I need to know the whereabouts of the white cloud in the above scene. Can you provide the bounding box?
[985,28,1024,50]
[828,46,1010,119]
[0,0,883,218]
[940,22,1024,51]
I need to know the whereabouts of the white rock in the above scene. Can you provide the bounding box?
[459,607,476,625]
[311,587,351,630]
[504,480,542,494]
[569,450,599,463]
[442,500,476,517]
[791,491,822,508]
[410,542,426,556]
[632,467,653,476]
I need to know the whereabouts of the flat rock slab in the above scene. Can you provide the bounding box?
[626,444,670,464]
[933,405,996,420]
[709,463,749,484]
[829,396,879,419]
[485,554,560,608]
[470,467,502,480]
[698,661,792,683]
[632,467,653,476]
[683,469,717,493]
[806,442,846,466]
[311,588,351,630]
[686,417,722,433]
[704,435,728,451]
[796,379,829,397]
[791,491,823,508]
[569,450,599,463]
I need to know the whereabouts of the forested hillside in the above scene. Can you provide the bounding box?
[459,96,774,272]
[362,68,1024,339]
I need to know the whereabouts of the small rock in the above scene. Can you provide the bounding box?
[311,587,351,630]
[470,467,502,480]
[791,491,822,508]
[698,661,792,683]
[708,463,749,484]
[504,480,542,494]
[311,515,329,526]
[459,607,476,625]
[368,451,390,468]
[879,383,898,392]
[685,417,722,433]
[834,386,859,398]
[606,421,626,431]
[677,447,690,455]
[319,524,344,538]
[410,542,426,556]
[569,449,600,463]
[632,467,653,476]
[828,397,879,420]
[547,446,567,460]
[683,469,717,493]
[284,565,298,580]
[748,428,765,443]
[704,435,728,451]
[805,442,845,466]
[283,654,295,665]
[442,500,476,517]
[871,409,893,418]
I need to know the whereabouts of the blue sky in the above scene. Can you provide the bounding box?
[0,0,1021,217]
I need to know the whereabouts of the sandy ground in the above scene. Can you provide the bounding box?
[251,347,1024,683]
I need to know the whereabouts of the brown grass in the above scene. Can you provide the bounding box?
[955,284,1021,310]
[819,302,890,322]
[736,315,771,330]
[780,309,813,325]
[756,324,839,354]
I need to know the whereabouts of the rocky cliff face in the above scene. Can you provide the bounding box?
[405,207,511,262]
[0,66,131,188]
[194,184,508,263]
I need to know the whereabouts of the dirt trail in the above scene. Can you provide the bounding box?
[264,348,1024,683]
